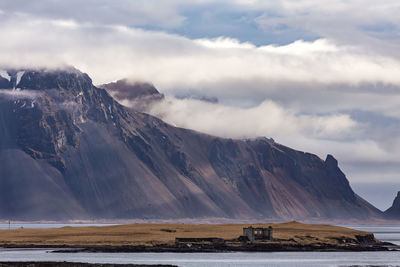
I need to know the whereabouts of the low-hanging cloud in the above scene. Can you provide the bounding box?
[148,96,359,140]
[0,89,40,100]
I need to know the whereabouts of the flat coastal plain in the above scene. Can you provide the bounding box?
[0,221,380,249]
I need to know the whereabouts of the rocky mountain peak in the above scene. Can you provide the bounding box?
[391,191,400,205]
[0,67,127,173]
[99,79,164,112]
[325,154,338,167]
[100,79,161,100]
[0,67,92,93]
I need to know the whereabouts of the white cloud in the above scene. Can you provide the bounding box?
[250,0,400,57]
[0,89,40,99]
[148,96,359,140]
[195,37,255,49]
[0,0,187,28]
[1,15,399,90]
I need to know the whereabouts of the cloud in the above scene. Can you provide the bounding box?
[1,0,400,53]
[249,0,400,58]
[0,89,40,100]
[148,96,359,140]
[0,14,400,90]
[0,0,187,28]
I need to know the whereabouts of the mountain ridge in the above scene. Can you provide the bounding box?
[385,191,400,219]
[99,79,164,113]
[0,68,384,221]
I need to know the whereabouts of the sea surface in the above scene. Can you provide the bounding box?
[0,223,116,230]
[343,225,400,246]
[0,224,399,267]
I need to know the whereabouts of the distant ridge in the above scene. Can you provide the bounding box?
[99,79,163,112]
[385,191,400,219]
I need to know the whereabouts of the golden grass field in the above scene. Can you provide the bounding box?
[0,221,372,247]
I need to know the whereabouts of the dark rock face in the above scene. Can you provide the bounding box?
[100,79,160,99]
[385,191,400,219]
[0,68,383,220]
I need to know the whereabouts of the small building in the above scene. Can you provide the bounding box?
[242,226,273,242]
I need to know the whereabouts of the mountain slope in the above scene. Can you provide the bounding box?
[384,191,400,219]
[0,68,382,220]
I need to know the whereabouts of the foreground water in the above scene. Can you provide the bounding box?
[0,249,400,267]
[344,225,400,246]
[0,224,400,267]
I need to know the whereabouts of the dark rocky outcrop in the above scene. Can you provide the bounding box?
[384,191,400,219]
[0,68,383,220]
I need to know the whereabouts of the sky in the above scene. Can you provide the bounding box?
[0,0,399,210]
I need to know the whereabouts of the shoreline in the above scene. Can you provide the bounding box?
[57,245,398,253]
[2,219,400,226]
[1,242,398,253]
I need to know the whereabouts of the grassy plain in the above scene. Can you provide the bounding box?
[0,221,374,247]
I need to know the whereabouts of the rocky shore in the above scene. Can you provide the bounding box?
[3,234,397,254]
[51,242,397,253]
[1,239,398,253]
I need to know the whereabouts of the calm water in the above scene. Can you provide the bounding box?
[0,224,399,267]
[344,225,400,246]
[0,223,116,230]
[0,249,400,267]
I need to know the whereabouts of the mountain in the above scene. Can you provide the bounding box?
[99,79,163,112]
[384,191,400,219]
[0,67,382,221]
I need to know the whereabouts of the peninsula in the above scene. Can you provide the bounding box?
[0,222,395,252]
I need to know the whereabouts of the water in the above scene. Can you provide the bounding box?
[344,225,400,246]
[0,223,115,230]
[0,224,400,266]
[0,249,399,267]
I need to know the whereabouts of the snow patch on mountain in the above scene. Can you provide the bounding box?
[16,71,25,87]
[0,70,11,81]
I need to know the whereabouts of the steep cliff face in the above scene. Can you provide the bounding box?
[384,192,400,219]
[0,68,382,220]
